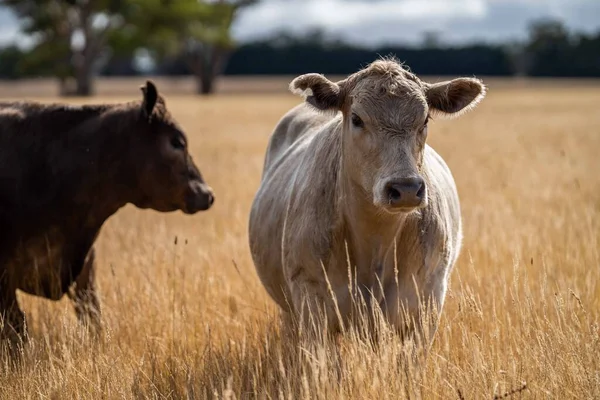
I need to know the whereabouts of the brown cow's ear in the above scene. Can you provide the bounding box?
[425,78,486,118]
[140,80,158,119]
[289,73,343,111]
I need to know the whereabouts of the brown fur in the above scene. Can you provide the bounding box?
[250,58,486,347]
[0,81,214,348]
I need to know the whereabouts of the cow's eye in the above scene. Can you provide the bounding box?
[351,113,364,128]
[170,136,186,150]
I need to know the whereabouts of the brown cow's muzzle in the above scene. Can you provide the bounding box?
[184,181,215,213]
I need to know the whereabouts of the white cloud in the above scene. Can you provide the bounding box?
[233,0,488,41]
[232,0,600,45]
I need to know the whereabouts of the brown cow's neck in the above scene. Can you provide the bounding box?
[55,105,140,226]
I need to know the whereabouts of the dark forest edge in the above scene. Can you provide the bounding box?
[163,20,600,79]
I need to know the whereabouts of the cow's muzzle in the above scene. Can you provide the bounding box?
[184,181,215,213]
[379,176,427,211]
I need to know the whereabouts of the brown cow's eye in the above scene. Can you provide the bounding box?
[351,113,364,128]
[170,136,186,150]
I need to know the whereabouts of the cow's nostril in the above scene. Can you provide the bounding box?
[416,183,425,199]
[388,186,401,202]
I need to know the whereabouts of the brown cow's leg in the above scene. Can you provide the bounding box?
[0,285,27,351]
[68,247,102,335]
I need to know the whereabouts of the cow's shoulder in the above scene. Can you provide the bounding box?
[422,145,461,228]
[251,107,343,275]
[263,103,338,173]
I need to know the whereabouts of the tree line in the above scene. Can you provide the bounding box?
[148,20,600,79]
[0,0,598,97]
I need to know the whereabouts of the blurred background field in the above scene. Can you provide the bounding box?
[0,1,599,399]
[2,75,600,99]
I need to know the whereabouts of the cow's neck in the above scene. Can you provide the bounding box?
[60,108,136,225]
[338,178,406,273]
[335,130,406,276]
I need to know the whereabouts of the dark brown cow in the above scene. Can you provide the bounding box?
[0,81,214,346]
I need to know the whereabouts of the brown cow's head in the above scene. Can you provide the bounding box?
[130,81,214,214]
[290,58,486,214]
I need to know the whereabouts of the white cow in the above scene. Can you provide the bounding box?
[249,58,486,345]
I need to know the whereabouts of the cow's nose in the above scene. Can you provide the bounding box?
[186,181,215,213]
[384,177,426,208]
[198,183,215,208]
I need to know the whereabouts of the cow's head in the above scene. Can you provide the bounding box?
[290,58,485,213]
[130,81,214,214]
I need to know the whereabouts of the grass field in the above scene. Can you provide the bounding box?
[0,77,599,399]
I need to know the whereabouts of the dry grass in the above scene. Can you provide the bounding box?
[0,78,599,399]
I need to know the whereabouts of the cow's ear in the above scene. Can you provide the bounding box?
[425,78,486,118]
[290,73,343,111]
[140,80,158,119]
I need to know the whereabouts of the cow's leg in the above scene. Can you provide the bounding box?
[0,284,27,350]
[383,212,458,357]
[289,276,343,338]
[279,309,299,341]
[382,272,447,350]
[67,247,102,334]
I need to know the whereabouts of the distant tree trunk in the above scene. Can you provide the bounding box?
[195,70,214,95]
[188,44,228,95]
[58,76,70,96]
[72,4,95,96]
[74,62,94,96]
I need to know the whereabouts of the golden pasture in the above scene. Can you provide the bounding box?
[0,77,599,399]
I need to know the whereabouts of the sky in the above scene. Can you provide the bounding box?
[1,0,599,48]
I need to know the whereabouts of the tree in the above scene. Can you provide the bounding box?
[2,0,150,96]
[0,45,26,79]
[184,0,251,95]
[132,0,257,95]
[525,18,572,76]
